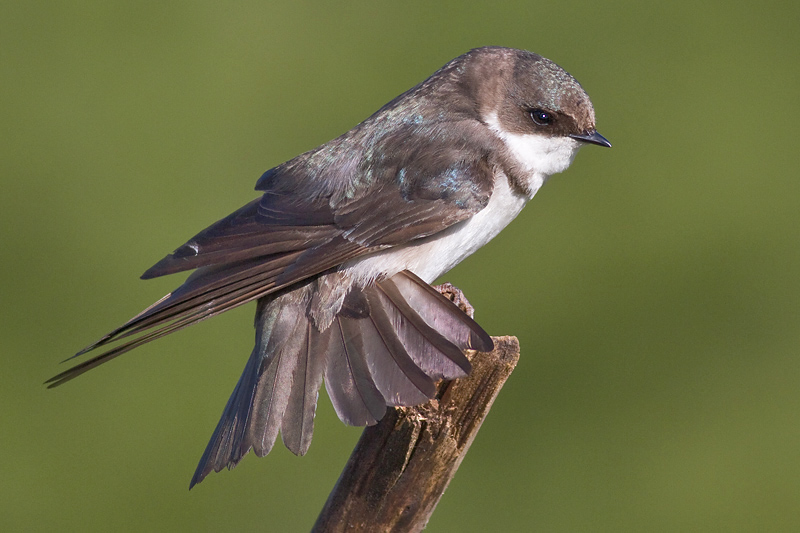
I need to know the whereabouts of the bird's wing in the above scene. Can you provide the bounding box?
[47,121,496,388]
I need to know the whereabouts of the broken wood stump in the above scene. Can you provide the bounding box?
[312,333,520,532]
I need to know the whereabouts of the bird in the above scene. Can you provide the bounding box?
[47,46,611,488]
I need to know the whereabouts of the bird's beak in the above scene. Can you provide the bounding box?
[570,130,612,148]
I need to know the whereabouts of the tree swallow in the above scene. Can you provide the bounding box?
[48,46,611,487]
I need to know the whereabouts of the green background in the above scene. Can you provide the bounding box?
[3,1,799,531]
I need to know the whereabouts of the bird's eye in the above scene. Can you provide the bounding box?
[530,108,553,126]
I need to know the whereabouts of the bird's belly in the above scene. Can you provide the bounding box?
[345,174,530,285]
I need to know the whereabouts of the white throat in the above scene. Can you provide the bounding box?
[485,111,582,199]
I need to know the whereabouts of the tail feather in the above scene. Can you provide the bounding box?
[281,323,329,455]
[392,270,494,352]
[190,294,311,488]
[188,270,492,487]
[324,316,388,426]
[376,277,472,379]
[246,301,308,457]
[360,298,437,404]
[189,337,261,489]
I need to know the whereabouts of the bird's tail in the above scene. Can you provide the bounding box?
[189,269,492,488]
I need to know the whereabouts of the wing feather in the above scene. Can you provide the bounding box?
[52,114,496,395]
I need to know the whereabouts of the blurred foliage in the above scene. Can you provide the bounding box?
[2,1,799,531]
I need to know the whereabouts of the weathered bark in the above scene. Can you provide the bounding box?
[312,334,520,532]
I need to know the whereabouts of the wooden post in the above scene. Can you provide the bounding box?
[312,335,520,532]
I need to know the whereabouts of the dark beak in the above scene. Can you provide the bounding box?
[570,130,612,148]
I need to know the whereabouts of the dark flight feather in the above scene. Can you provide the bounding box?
[49,132,494,388]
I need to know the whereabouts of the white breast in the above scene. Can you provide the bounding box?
[344,175,528,284]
